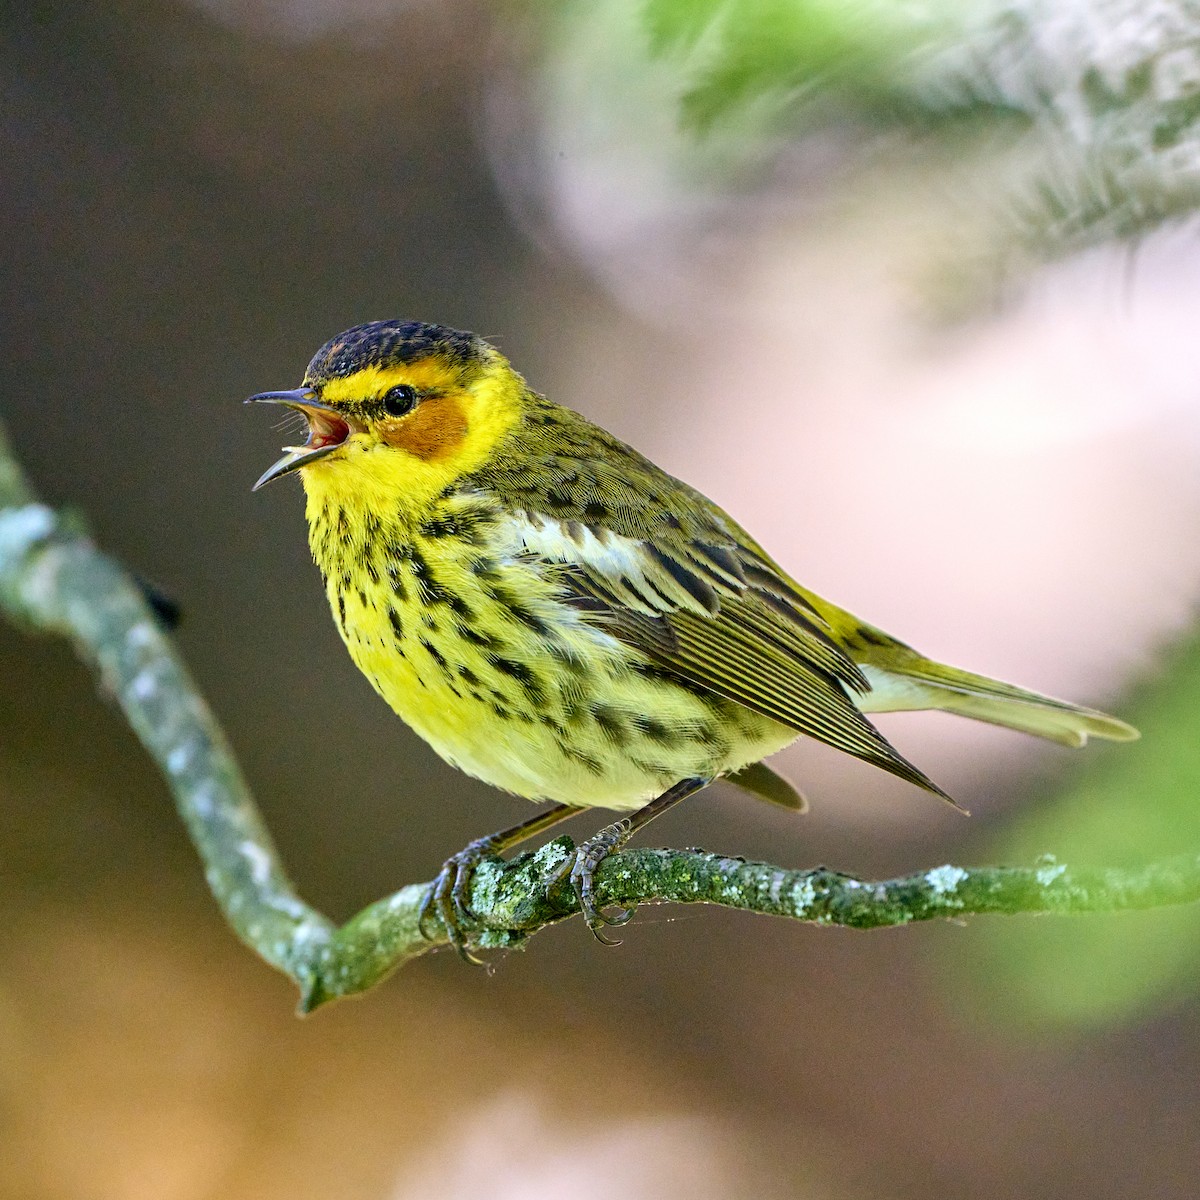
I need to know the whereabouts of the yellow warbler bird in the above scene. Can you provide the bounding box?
[248,319,1137,953]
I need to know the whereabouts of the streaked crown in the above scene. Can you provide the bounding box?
[304,320,488,386]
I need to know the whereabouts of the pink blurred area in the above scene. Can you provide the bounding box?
[3,3,1200,1199]
[648,244,1200,810]
[504,71,1200,814]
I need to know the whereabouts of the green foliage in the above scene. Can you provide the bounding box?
[642,0,915,131]
[965,631,1200,1028]
[640,0,969,132]
[636,0,1200,257]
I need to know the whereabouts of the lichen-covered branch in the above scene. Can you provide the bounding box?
[3,418,1200,1013]
[323,841,1200,1011]
[0,421,337,1001]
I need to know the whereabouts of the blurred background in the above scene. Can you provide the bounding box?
[5,0,1200,1196]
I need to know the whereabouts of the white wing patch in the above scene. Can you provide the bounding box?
[501,512,719,616]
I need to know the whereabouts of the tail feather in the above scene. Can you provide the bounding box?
[857,657,1139,748]
[725,760,809,812]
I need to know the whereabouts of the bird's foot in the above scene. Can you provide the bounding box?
[549,818,639,945]
[418,834,505,964]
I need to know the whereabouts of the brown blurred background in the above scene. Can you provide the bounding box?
[5,2,1200,1197]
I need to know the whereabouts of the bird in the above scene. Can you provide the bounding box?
[247,318,1138,955]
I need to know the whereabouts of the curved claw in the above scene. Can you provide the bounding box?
[416,875,444,941]
[574,859,621,944]
[585,918,624,947]
[598,902,637,927]
[451,855,477,929]
[418,835,501,964]
[555,817,641,944]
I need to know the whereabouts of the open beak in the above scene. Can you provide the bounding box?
[245,388,353,491]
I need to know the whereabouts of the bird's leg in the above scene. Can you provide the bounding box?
[552,776,712,945]
[420,802,584,961]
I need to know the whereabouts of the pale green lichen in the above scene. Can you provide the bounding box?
[238,839,272,887]
[790,876,817,915]
[1036,860,1068,887]
[925,864,969,897]
[468,857,506,914]
[0,503,55,560]
[127,665,161,702]
[531,838,573,875]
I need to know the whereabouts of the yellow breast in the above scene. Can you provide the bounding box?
[302,489,793,809]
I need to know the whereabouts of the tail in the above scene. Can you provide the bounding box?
[855,652,1139,748]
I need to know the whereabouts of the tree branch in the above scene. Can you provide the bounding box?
[3,419,1197,1013]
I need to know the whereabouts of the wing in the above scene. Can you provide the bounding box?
[525,517,946,797]
[468,403,947,798]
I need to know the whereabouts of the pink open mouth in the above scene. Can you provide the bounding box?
[305,409,351,453]
[245,388,354,490]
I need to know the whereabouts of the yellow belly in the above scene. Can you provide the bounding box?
[320,528,795,810]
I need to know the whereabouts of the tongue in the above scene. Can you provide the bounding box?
[308,413,350,450]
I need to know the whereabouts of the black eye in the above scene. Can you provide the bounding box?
[382,384,418,417]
